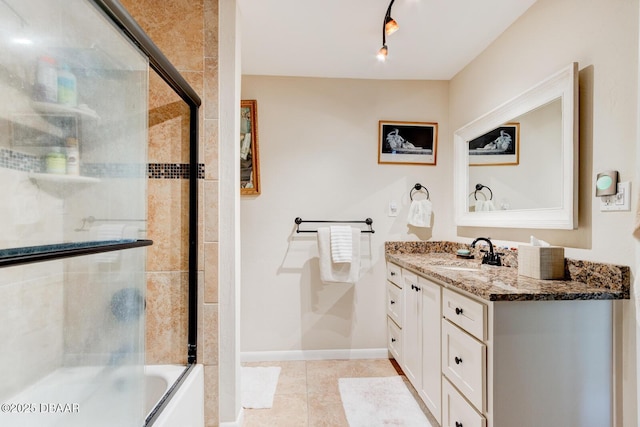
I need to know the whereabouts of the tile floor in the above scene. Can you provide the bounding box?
[241,358,437,427]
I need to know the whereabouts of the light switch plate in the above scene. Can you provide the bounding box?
[388,201,398,217]
[600,181,631,211]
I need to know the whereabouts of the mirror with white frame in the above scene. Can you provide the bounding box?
[454,62,578,229]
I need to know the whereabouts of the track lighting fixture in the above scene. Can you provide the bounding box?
[377,45,388,61]
[385,16,399,36]
[377,0,398,61]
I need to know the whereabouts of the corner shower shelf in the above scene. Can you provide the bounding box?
[31,101,100,120]
[0,239,152,268]
[28,172,101,185]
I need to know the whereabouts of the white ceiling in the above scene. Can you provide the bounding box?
[237,0,538,80]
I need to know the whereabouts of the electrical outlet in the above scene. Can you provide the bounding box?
[600,181,631,211]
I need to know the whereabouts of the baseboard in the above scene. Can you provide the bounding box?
[219,408,244,427]
[241,348,389,362]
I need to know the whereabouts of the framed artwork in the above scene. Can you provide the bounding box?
[468,123,520,166]
[378,121,438,165]
[240,100,260,195]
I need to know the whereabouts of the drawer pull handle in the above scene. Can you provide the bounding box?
[454,356,463,365]
[455,307,464,315]
[390,300,396,304]
[391,338,396,343]
[455,422,463,427]
[390,271,396,276]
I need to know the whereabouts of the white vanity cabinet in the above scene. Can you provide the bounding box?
[386,260,614,427]
[386,265,442,425]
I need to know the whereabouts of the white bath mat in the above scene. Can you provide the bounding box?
[241,366,281,409]
[339,376,433,427]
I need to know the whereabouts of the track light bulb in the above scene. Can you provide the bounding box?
[385,17,399,35]
[377,45,388,61]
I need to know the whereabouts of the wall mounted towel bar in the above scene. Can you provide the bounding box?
[410,183,430,201]
[75,216,147,232]
[294,217,375,233]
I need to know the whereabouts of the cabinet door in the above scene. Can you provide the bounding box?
[442,378,487,427]
[387,316,402,364]
[442,288,487,341]
[387,262,402,286]
[402,270,421,387]
[442,319,486,412]
[419,277,441,425]
[386,281,403,327]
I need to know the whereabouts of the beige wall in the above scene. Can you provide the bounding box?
[240,76,449,353]
[119,1,220,425]
[449,0,638,425]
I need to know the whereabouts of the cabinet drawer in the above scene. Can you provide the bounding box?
[387,317,402,364]
[386,263,402,286]
[442,319,486,412]
[386,282,403,327]
[442,288,487,341]
[442,378,486,427]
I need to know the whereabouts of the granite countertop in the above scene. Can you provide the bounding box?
[385,242,630,302]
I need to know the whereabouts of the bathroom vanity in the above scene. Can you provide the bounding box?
[385,241,629,427]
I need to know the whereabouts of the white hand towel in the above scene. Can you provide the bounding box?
[475,200,485,212]
[318,227,361,283]
[408,199,432,228]
[484,200,496,211]
[330,225,353,263]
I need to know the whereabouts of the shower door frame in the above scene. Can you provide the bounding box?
[90,0,202,425]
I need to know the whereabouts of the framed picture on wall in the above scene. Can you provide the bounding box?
[468,123,520,166]
[378,121,438,165]
[240,100,260,195]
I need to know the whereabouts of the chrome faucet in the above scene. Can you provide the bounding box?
[470,237,502,266]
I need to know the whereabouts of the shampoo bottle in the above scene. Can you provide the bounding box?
[35,56,58,102]
[57,64,77,106]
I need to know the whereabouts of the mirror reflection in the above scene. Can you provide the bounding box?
[467,98,562,212]
[454,62,577,229]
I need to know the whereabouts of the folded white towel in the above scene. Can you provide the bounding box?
[408,199,432,228]
[330,226,353,263]
[318,227,361,283]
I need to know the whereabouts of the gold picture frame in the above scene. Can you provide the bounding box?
[468,123,520,166]
[378,120,438,165]
[240,100,260,195]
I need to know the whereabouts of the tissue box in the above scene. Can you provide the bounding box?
[517,245,565,280]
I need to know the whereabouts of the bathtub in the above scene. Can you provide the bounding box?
[0,364,204,427]
[145,364,204,427]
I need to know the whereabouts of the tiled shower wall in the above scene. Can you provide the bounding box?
[118,0,220,425]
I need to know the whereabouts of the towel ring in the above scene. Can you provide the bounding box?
[410,183,430,201]
[469,191,487,201]
[474,183,493,200]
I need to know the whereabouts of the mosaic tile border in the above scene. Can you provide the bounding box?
[147,163,205,179]
[0,149,205,179]
[0,148,43,173]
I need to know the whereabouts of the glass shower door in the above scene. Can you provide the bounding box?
[0,0,149,425]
